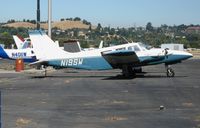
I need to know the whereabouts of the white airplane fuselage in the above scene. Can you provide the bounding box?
[46,43,192,70]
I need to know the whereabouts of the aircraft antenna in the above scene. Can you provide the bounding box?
[121,36,130,44]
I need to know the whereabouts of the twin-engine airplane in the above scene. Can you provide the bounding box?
[29,30,193,77]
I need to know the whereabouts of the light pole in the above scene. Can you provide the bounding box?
[48,0,52,38]
[37,0,40,30]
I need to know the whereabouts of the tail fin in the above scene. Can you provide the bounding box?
[13,35,25,49]
[29,30,68,60]
[0,45,9,59]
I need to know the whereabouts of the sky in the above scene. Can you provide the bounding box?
[0,0,199,27]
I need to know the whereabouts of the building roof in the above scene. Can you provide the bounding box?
[186,27,200,30]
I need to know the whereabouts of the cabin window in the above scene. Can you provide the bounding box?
[128,46,133,51]
[134,46,140,52]
[128,46,140,52]
[101,50,112,55]
[116,47,126,51]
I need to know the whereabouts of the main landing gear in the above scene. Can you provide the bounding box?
[39,65,48,77]
[122,65,175,78]
[44,67,47,77]
[165,65,175,77]
[122,65,136,78]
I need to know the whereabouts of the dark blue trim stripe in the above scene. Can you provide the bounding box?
[0,46,9,59]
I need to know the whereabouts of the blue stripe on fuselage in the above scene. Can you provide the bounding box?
[48,56,113,70]
[23,57,37,63]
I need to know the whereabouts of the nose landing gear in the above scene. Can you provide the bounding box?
[165,65,175,77]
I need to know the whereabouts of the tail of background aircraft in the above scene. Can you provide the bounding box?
[13,35,25,49]
[13,35,33,49]
[0,45,9,59]
[99,41,104,49]
[29,30,70,60]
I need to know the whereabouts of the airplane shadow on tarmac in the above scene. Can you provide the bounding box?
[103,74,188,80]
[29,75,111,79]
[29,72,188,80]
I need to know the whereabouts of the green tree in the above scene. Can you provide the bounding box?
[74,17,81,21]
[89,25,92,31]
[146,22,153,32]
[30,20,36,24]
[7,19,15,23]
[0,32,13,48]
[82,19,91,25]
[96,23,102,32]
[60,18,65,21]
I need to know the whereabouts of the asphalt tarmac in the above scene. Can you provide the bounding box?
[0,59,200,128]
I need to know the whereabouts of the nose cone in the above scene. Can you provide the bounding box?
[182,51,193,60]
[164,50,193,64]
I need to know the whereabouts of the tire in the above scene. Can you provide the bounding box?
[167,68,175,77]
[122,66,136,78]
[133,67,142,73]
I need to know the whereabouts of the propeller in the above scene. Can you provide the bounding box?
[164,48,169,58]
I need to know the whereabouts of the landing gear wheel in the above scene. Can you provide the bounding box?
[134,67,142,73]
[44,68,47,77]
[122,65,135,78]
[166,68,175,77]
[43,65,48,77]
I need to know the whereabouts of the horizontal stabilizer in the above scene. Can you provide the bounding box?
[29,60,48,66]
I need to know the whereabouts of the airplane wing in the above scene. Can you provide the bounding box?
[101,50,140,68]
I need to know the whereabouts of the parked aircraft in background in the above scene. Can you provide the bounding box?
[0,35,36,62]
[0,46,36,62]
[29,30,193,77]
[81,41,104,51]
[13,35,32,49]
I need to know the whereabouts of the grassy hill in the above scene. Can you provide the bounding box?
[3,21,92,30]
[3,22,36,28]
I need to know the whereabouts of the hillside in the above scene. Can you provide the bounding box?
[3,22,36,28]
[3,21,92,30]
